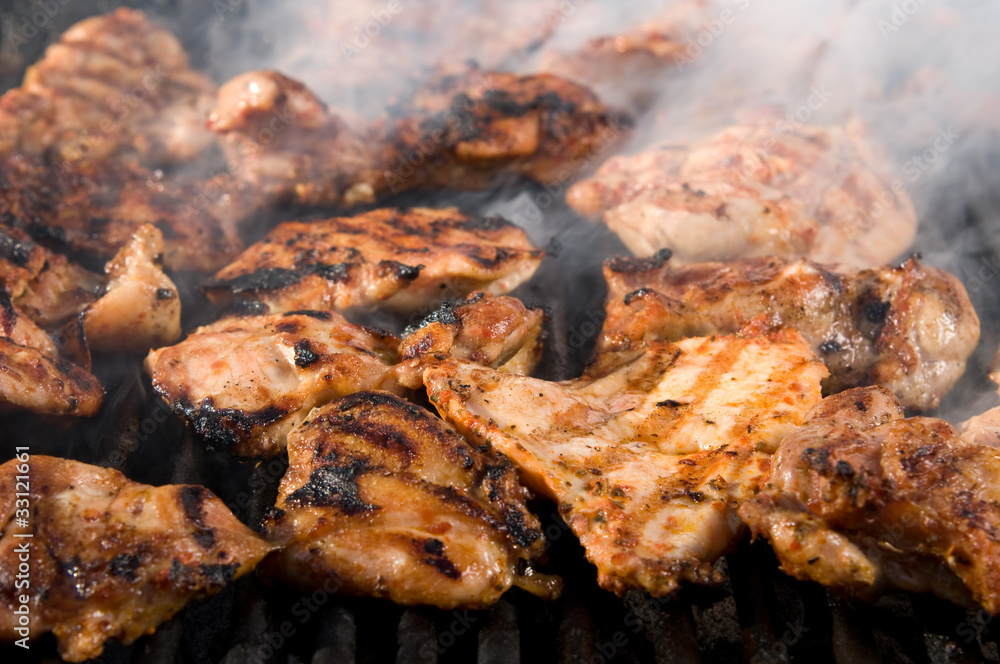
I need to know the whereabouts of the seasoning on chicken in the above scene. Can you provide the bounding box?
[0,155,245,272]
[0,7,217,167]
[145,310,403,458]
[0,456,274,662]
[424,331,827,597]
[739,386,1000,614]
[203,207,543,315]
[395,291,544,389]
[260,391,561,609]
[208,70,379,208]
[596,253,979,411]
[0,334,102,416]
[379,66,631,193]
[567,117,916,267]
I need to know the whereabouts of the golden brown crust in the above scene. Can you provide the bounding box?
[203,207,542,315]
[0,456,275,662]
[597,254,979,410]
[260,391,559,609]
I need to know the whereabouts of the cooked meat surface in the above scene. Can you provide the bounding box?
[425,331,826,596]
[567,118,916,267]
[0,456,274,662]
[0,155,245,272]
[260,391,561,609]
[0,335,102,416]
[395,291,544,389]
[740,386,1000,614]
[0,8,217,167]
[204,207,542,315]
[208,70,379,209]
[379,66,630,193]
[145,311,403,458]
[82,224,181,354]
[597,253,979,410]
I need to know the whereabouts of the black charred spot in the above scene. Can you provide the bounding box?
[623,288,655,306]
[484,464,507,480]
[855,400,868,412]
[0,288,14,319]
[199,563,239,587]
[686,490,706,503]
[263,506,286,522]
[417,538,461,579]
[403,299,459,335]
[109,554,140,582]
[232,299,269,316]
[899,444,937,475]
[504,508,540,548]
[819,339,842,354]
[423,538,445,555]
[179,486,207,528]
[287,459,377,515]
[462,214,511,232]
[275,320,300,334]
[606,249,672,274]
[313,262,352,283]
[863,300,891,324]
[207,262,352,294]
[181,399,288,454]
[378,260,423,282]
[835,461,855,478]
[156,288,175,300]
[0,229,35,265]
[168,558,188,585]
[469,246,511,269]
[283,309,332,320]
[293,340,319,368]
[802,447,832,472]
[656,399,684,408]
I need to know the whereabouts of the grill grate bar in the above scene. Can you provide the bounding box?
[397,609,435,664]
[478,600,520,664]
[312,606,357,664]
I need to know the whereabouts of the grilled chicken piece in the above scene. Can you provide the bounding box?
[567,118,916,267]
[740,386,1000,614]
[203,208,542,315]
[597,253,979,411]
[260,391,561,609]
[0,333,102,416]
[395,292,544,390]
[541,0,709,109]
[0,8,217,166]
[82,224,181,354]
[0,456,274,662]
[208,70,379,209]
[379,66,630,193]
[145,310,403,458]
[0,155,245,272]
[425,331,827,596]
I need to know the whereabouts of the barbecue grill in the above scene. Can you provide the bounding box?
[2,1,1000,662]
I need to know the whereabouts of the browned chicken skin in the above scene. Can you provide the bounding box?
[0,8,217,166]
[740,387,1000,614]
[0,456,274,662]
[145,310,404,458]
[567,118,916,267]
[378,66,631,194]
[260,391,560,609]
[395,291,544,390]
[425,331,827,597]
[203,207,543,315]
[596,252,979,410]
[208,70,379,209]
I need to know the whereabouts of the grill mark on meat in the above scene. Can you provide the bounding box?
[377,260,423,281]
[282,310,332,320]
[178,398,290,454]
[179,485,216,549]
[286,459,378,514]
[606,248,673,274]
[293,340,319,368]
[417,537,462,579]
[198,563,240,588]
[207,262,354,293]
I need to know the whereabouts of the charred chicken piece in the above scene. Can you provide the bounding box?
[208,70,379,209]
[395,291,544,390]
[0,8,217,167]
[145,311,403,458]
[0,155,245,273]
[204,207,542,315]
[260,391,561,609]
[597,253,979,411]
[740,386,1000,614]
[0,456,274,662]
[379,66,630,194]
[0,333,102,416]
[425,331,826,597]
[567,118,916,267]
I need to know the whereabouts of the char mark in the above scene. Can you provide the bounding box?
[283,310,332,320]
[109,553,141,582]
[378,260,423,282]
[607,249,673,274]
[179,485,217,549]
[180,399,288,454]
[417,537,462,579]
[0,228,35,265]
[208,262,353,294]
[293,340,320,368]
[286,459,378,515]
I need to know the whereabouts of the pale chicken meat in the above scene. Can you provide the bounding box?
[596,252,979,410]
[145,310,403,458]
[0,8,217,167]
[567,118,916,267]
[424,331,827,596]
[0,456,274,662]
[203,207,543,316]
[740,387,1000,614]
[379,66,631,193]
[208,70,379,209]
[0,332,102,416]
[0,155,246,272]
[260,391,561,609]
[395,291,544,390]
